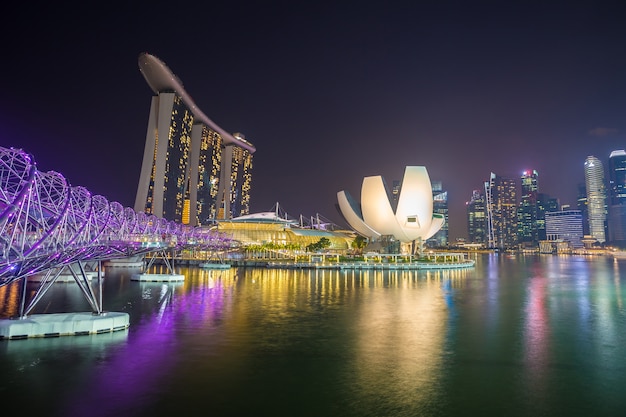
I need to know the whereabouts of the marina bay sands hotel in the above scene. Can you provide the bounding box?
[134,52,255,225]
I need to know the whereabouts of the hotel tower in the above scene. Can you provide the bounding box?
[134,53,256,225]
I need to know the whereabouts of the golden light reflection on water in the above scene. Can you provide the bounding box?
[214,267,470,413]
[0,282,21,318]
[1,265,468,414]
[349,270,459,412]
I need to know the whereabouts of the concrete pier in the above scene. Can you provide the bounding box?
[0,312,130,340]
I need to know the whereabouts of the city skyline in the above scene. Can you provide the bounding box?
[2,2,626,240]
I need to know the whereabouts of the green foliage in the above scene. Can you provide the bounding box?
[306,237,332,252]
[350,235,368,254]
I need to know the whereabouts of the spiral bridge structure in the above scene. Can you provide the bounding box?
[0,146,231,289]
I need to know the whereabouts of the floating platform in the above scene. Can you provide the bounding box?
[198,262,231,269]
[104,258,144,268]
[130,273,185,282]
[0,312,130,340]
[28,271,100,283]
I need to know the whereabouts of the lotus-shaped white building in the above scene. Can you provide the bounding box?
[337,166,444,250]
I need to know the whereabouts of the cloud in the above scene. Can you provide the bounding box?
[588,127,619,137]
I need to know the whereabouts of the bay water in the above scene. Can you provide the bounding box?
[1,253,626,416]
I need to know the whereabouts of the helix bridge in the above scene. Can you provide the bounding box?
[0,145,233,321]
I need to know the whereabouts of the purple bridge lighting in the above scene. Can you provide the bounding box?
[0,146,232,319]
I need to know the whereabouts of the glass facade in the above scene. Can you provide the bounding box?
[584,155,607,243]
[537,193,559,241]
[517,170,538,246]
[426,181,448,248]
[231,144,253,218]
[608,150,626,244]
[485,172,518,250]
[576,182,589,236]
[195,125,223,225]
[467,189,486,245]
[162,95,194,221]
[216,221,352,250]
[545,210,584,248]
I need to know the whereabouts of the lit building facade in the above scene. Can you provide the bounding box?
[536,193,559,241]
[545,210,584,248]
[485,172,518,250]
[216,212,353,251]
[607,150,626,245]
[576,182,590,236]
[584,155,607,243]
[215,140,253,219]
[134,92,194,221]
[134,53,255,225]
[426,181,448,248]
[190,124,223,225]
[517,170,539,247]
[337,166,445,254]
[466,189,486,245]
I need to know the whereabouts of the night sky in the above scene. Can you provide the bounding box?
[2,1,626,241]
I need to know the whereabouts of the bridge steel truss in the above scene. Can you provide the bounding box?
[0,146,233,318]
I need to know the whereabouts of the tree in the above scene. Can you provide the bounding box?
[306,237,332,252]
[351,235,368,255]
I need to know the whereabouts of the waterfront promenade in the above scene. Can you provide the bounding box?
[265,259,475,270]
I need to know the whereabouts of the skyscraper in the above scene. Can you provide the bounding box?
[215,139,254,220]
[485,172,518,250]
[134,53,256,225]
[584,155,607,243]
[537,193,559,241]
[517,170,539,247]
[466,189,486,245]
[607,150,626,245]
[426,181,448,248]
[189,124,223,225]
[134,91,194,221]
[576,182,590,236]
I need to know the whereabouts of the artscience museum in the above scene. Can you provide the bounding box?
[337,166,444,254]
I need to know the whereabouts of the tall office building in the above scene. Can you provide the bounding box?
[607,150,626,245]
[576,182,590,236]
[584,155,607,243]
[545,210,584,248]
[134,53,256,225]
[466,189,486,245]
[537,193,559,241]
[426,181,448,247]
[485,172,518,250]
[517,170,539,247]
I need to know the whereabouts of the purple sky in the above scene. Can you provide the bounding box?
[2,1,626,240]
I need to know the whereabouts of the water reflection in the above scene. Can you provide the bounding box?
[2,258,626,416]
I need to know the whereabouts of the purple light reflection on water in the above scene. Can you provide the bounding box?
[58,273,228,417]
